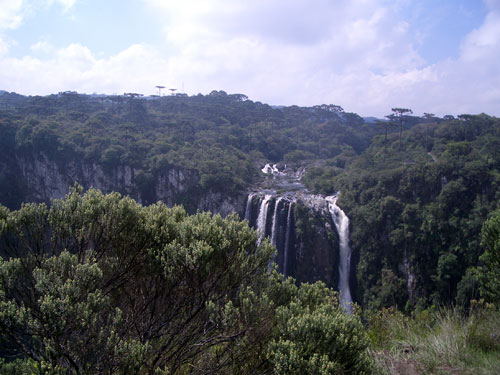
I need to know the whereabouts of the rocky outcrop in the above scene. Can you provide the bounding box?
[3,152,243,216]
[245,192,340,289]
[246,160,346,290]
[2,154,353,303]
[197,191,247,218]
[16,153,137,202]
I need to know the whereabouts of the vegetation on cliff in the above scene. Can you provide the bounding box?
[0,91,374,208]
[1,91,500,374]
[330,114,500,310]
[1,188,499,374]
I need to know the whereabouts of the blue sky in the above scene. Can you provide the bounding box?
[0,0,499,117]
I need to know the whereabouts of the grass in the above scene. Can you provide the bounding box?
[366,302,500,375]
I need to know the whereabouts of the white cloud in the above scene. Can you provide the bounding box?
[141,0,429,114]
[46,0,77,12]
[145,0,499,116]
[0,0,77,32]
[0,0,23,55]
[30,40,52,53]
[460,10,500,62]
[0,43,171,95]
[0,0,498,117]
[0,37,9,55]
[0,0,24,30]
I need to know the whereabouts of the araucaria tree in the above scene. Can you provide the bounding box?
[386,107,413,149]
[0,187,373,374]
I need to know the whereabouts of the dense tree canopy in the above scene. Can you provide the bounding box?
[0,91,374,207]
[330,114,500,309]
[477,207,500,303]
[1,90,500,313]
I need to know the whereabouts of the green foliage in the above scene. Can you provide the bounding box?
[456,267,480,306]
[303,165,339,195]
[0,188,270,373]
[100,145,126,167]
[3,92,500,314]
[477,208,500,303]
[0,92,377,202]
[0,251,141,374]
[333,114,500,309]
[31,123,60,155]
[268,283,373,375]
[435,253,460,301]
[0,188,373,374]
[0,118,16,151]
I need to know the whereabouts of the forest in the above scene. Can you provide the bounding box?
[1,90,500,374]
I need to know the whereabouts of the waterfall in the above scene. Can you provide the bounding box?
[270,197,283,246]
[327,195,353,313]
[283,201,293,277]
[256,194,272,245]
[244,193,255,222]
[261,163,279,174]
[250,163,359,299]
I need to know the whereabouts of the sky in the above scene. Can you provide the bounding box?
[0,0,499,117]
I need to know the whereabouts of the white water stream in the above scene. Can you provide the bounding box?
[250,163,354,312]
[327,195,353,313]
[244,193,255,221]
[256,194,272,245]
[283,201,293,277]
[270,197,283,246]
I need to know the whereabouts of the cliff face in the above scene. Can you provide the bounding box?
[17,153,137,202]
[1,151,245,216]
[1,153,348,298]
[244,192,342,291]
[293,198,339,288]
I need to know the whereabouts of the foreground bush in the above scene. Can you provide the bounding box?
[0,187,373,374]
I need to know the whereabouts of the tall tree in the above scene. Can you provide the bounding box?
[380,117,397,145]
[389,107,413,149]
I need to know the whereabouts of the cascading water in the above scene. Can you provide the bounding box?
[261,163,279,174]
[248,163,355,306]
[246,193,294,275]
[244,193,255,222]
[327,195,353,313]
[270,197,283,246]
[282,201,293,277]
[256,194,272,245]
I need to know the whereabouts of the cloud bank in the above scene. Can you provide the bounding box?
[0,0,499,117]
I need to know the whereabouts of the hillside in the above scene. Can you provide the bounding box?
[0,91,372,209]
[309,114,500,309]
[1,91,500,312]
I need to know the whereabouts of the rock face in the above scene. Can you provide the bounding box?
[1,154,353,303]
[197,192,247,218]
[245,192,340,289]
[1,152,244,216]
[244,164,353,293]
[16,153,138,202]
